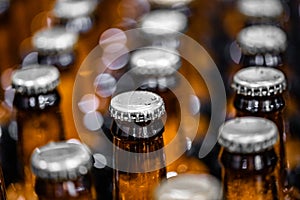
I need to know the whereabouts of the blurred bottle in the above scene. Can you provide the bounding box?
[153,173,222,200]
[31,141,94,199]
[32,26,79,71]
[218,117,280,200]
[137,9,188,49]
[129,47,209,176]
[109,91,167,199]
[215,0,285,86]
[7,65,65,199]
[50,0,99,34]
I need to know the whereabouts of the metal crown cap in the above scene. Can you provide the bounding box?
[218,117,278,153]
[130,48,181,76]
[154,174,222,200]
[53,0,98,19]
[139,9,187,37]
[237,25,287,55]
[31,141,93,181]
[32,27,78,53]
[232,66,286,96]
[109,91,165,122]
[12,65,60,95]
[237,0,283,18]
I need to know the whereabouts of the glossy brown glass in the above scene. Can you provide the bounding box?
[13,89,65,182]
[233,93,289,197]
[220,147,279,200]
[111,119,166,200]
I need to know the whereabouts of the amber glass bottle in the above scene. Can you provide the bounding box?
[32,26,79,71]
[137,9,188,49]
[231,66,294,198]
[50,0,99,34]
[11,65,65,181]
[31,141,94,199]
[109,91,167,199]
[218,117,279,200]
[129,48,208,175]
[153,173,222,200]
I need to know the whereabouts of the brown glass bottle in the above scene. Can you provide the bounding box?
[129,48,208,176]
[109,91,167,199]
[31,141,94,200]
[231,66,290,198]
[32,26,79,71]
[137,9,188,49]
[11,65,65,182]
[50,0,98,34]
[218,117,279,200]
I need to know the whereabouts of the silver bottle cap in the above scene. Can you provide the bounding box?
[232,66,286,96]
[53,0,98,19]
[139,10,187,37]
[237,0,283,18]
[218,117,278,153]
[32,27,78,53]
[130,48,181,76]
[154,174,223,200]
[12,65,60,95]
[31,141,93,181]
[237,25,287,55]
[109,91,165,122]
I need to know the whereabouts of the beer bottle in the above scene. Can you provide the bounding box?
[129,47,208,175]
[50,0,99,34]
[109,91,167,199]
[11,65,65,184]
[138,9,188,49]
[218,116,279,200]
[32,26,79,71]
[236,25,287,68]
[31,141,94,199]
[231,66,293,198]
[153,173,222,200]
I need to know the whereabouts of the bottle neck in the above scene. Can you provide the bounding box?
[244,18,282,28]
[240,53,283,67]
[233,93,285,114]
[35,174,92,199]
[220,148,279,199]
[51,15,95,33]
[111,119,165,142]
[13,89,61,110]
[37,51,76,70]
